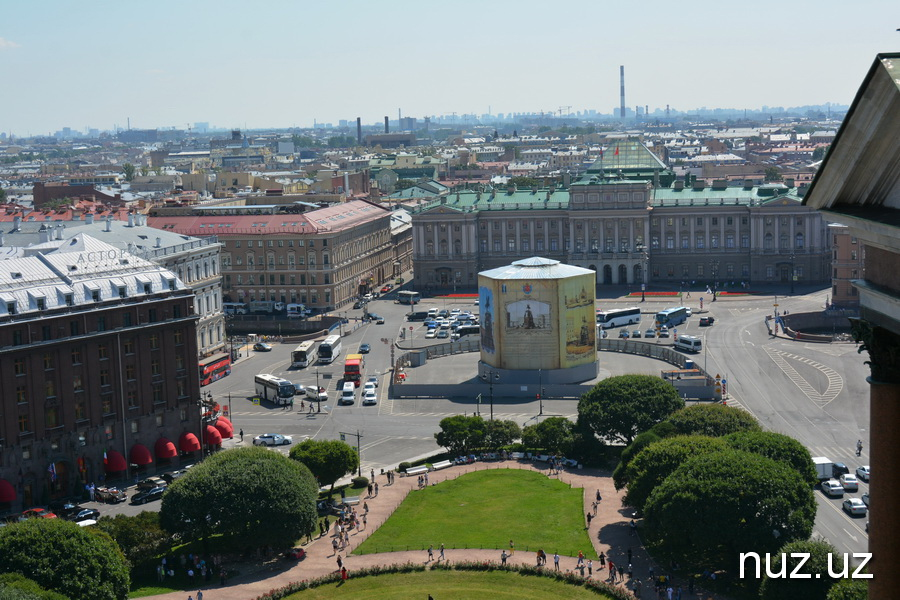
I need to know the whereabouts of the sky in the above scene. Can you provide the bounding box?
[1,0,898,136]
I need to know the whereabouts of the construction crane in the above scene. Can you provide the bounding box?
[558,105,572,117]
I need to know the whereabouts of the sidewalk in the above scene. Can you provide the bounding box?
[147,460,728,600]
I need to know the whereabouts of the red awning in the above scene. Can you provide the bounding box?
[129,444,153,466]
[104,450,127,472]
[154,437,178,459]
[213,420,233,439]
[203,425,222,447]
[179,432,201,453]
[0,478,15,503]
[217,415,233,428]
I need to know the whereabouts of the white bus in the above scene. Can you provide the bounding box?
[397,290,421,305]
[254,374,296,405]
[291,341,317,368]
[223,302,248,315]
[596,307,642,328]
[317,335,342,364]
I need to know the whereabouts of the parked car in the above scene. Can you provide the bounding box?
[253,433,293,447]
[436,330,450,339]
[839,473,859,491]
[363,390,377,406]
[137,476,167,491]
[160,470,186,485]
[632,329,642,338]
[833,462,850,478]
[70,508,100,522]
[253,342,273,352]
[131,487,166,505]
[618,330,630,339]
[659,326,670,338]
[425,330,436,339]
[862,492,869,506]
[645,328,657,338]
[856,465,870,482]
[21,508,57,520]
[821,479,844,497]
[842,498,867,516]
[359,343,371,354]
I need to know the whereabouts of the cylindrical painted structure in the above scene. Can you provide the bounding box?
[478,257,598,384]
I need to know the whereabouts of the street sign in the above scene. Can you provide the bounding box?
[641,283,646,291]
[409,326,413,331]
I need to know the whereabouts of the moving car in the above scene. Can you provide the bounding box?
[161,470,185,484]
[839,473,859,491]
[368,314,385,324]
[685,308,693,316]
[832,462,850,478]
[253,342,273,352]
[699,316,715,326]
[359,343,371,354]
[842,498,867,516]
[362,389,377,406]
[856,465,870,482]
[253,433,293,446]
[380,285,392,293]
[363,381,377,395]
[304,386,328,402]
[821,479,844,497]
[131,487,166,505]
[367,375,378,388]
[353,300,365,309]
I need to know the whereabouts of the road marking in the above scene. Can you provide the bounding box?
[764,348,843,407]
[843,528,859,543]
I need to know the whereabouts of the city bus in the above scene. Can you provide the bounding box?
[596,307,642,329]
[451,324,480,340]
[253,374,295,405]
[199,353,231,386]
[397,290,421,305]
[656,306,689,327]
[317,335,342,364]
[344,353,365,387]
[290,340,317,368]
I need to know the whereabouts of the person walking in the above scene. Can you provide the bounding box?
[586,512,593,528]
[577,550,585,566]
[599,551,606,569]
[370,468,375,481]
[587,559,593,577]
[196,591,203,600]
[509,540,515,555]
[553,553,560,571]
[439,543,445,561]
[857,439,863,456]
[427,545,434,562]
[239,429,243,441]
[500,550,507,565]
[341,566,348,581]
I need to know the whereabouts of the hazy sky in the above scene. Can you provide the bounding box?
[1,0,897,136]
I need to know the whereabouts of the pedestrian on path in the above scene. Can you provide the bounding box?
[577,550,584,566]
[501,550,507,565]
[553,553,560,571]
[599,551,606,569]
[370,468,375,481]
[857,439,863,456]
[587,559,593,577]
[197,591,203,600]
[341,566,348,581]
[336,554,343,570]
[509,540,515,555]
[375,482,379,495]
[439,543,445,561]
[239,429,243,442]
[596,489,601,502]
[586,512,593,528]
[427,545,434,562]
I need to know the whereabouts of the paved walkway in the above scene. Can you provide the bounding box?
[149,460,727,600]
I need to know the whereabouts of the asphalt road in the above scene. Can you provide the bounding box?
[87,288,872,561]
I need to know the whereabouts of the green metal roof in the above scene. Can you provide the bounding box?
[411,188,570,213]
[652,185,802,208]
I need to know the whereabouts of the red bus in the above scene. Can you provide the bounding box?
[199,353,232,386]
[344,353,364,387]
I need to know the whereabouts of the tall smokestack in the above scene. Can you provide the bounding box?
[384,116,389,133]
[356,117,362,144]
[619,65,626,119]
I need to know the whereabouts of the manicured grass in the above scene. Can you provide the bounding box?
[283,569,614,599]
[355,469,592,557]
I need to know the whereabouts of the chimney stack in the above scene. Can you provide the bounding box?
[105,216,112,232]
[155,237,162,248]
[85,213,94,225]
[127,213,134,227]
[384,116,389,133]
[620,65,626,119]
[356,117,362,144]
[13,215,21,231]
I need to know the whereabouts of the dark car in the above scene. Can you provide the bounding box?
[71,508,100,522]
[832,462,850,478]
[699,316,716,326]
[359,343,371,354]
[353,300,365,309]
[253,342,273,352]
[56,502,84,520]
[137,476,167,491]
[131,487,166,505]
[160,470,185,484]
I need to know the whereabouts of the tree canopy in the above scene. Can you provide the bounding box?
[759,540,845,600]
[435,415,486,456]
[0,518,129,600]
[483,419,521,449]
[289,439,360,491]
[623,435,729,511]
[826,577,868,600]
[613,430,662,490]
[93,511,171,567]
[160,446,318,548]
[578,374,684,444]
[122,163,135,182]
[0,574,69,600]
[666,403,761,438]
[644,449,815,574]
[724,430,817,486]
[522,417,575,454]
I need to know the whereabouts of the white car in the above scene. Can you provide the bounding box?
[856,465,870,482]
[367,375,378,388]
[362,390,377,406]
[685,308,693,316]
[436,330,450,339]
[839,473,859,491]
[842,498,867,516]
[253,433,293,447]
[821,479,844,497]
[363,382,376,395]
[425,330,436,339]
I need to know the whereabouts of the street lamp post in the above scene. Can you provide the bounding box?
[790,253,795,294]
[481,369,500,421]
[315,367,322,413]
[636,243,648,302]
[712,260,719,302]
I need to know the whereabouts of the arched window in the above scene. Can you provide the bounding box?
[795,233,805,249]
[780,234,789,250]
[426,241,434,255]
[764,233,774,250]
[454,240,462,254]
[439,241,448,255]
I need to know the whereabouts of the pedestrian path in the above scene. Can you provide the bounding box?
[147,459,730,600]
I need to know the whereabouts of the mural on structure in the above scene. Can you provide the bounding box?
[479,285,496,354]
[505,297,551,331]
[561,275,597,367]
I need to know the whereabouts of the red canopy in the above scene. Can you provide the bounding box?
[129,444,153,466]
[179,432,201,453]
[203,425,222,447]
[154,437,178,459]
[104,450,127,472]
[213,418,233,439]
[0,478,15,503]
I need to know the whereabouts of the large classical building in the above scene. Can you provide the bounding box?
[0,235,202,511]
[411,143,830,290]
[148,200,400,311]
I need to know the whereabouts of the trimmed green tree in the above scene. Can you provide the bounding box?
[435,415,486,456]
[0,573,69,600]
[0,518,129,600]
[289,439,360,492]
[122,163,136,182]
[666,403,761,437]
[613,430,663,490]
[522,417,575,454]
[623,435,728,511]
[758,539,845,600]
[92,511,171,567]
[644,449,815,573]
[725,431,817,487]
[484,419,521,449]
[826,577,868,600]
[160,446,317,548]
[578,374,684,444]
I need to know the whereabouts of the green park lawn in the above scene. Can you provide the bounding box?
[284,569,614,599]
[355,469,592,557]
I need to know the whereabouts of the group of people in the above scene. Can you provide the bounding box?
[159,552,228,589]
[416,473,429,488]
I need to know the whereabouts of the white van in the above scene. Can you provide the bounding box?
[673,335,702,353]
[223,302,248,315]
[340,382,356,406]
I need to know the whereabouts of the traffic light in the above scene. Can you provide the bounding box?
[673,332,678,341]
[536,393,541,400]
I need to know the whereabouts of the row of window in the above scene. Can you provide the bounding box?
[228,238,327,248]
[226,273,330,286]
[235,291,330,305]
[6,307,182,346]
[224,252,329,268]
[648,264,806,279]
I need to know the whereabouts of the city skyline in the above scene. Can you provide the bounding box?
[1,0,897,137]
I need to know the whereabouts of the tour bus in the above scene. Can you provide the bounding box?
[656,306,689,327]
[290,340,316,368]
[223,302,248,315]
[673,335,702,353]
[199,353,231,386]
[397,290,421,305]
[451,324,481,340]
[317,335,342,364]
[286,303,306,318]
[596,307,642,329]
[344,353,365,387]
[254,374,296,405]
